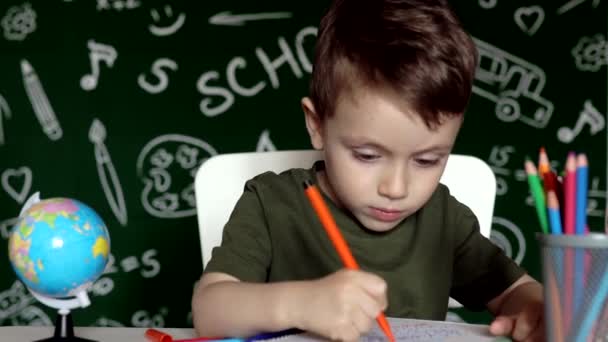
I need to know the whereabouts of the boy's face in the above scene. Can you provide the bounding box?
[303,85,462,233]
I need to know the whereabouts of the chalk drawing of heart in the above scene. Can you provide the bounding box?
[2,167,32,204]
[514,6,545,36]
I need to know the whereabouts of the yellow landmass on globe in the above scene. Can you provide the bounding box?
[92,237,109,258]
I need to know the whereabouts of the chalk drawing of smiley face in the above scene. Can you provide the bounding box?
[148,5,185,37]
[137,134,217,218]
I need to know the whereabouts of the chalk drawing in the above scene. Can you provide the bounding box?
[478,0,497,9]
[256,130,277,152]
[80,40,117,91]
[103,249,161,278]
[557,100,605,143]
[197,26,316,117]
[0,94,11,145]
[21,60,62,140]
[96,0,140,11]
[514,6,545,36]
[490,217,526,264]
[209,11,291,26]
[132,307,167,327]
[473,37,554,129]
[149,5,185,36]
[1,166,32,204]
[137,135,217,218]
[137,58,178,94]
[89,119,128,226]
[0,217,19,239]
[1,3,36,41]
[92,316,124,326]
[557,0,602,15]
[571,34,608,72]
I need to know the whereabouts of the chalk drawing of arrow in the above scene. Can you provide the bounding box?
[209,11,292,26]
[0,94,11,145]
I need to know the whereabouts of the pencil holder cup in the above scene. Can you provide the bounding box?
[537,233,608,342]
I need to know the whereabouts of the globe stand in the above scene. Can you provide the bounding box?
[34,309,95,342]
[29,289,97,342]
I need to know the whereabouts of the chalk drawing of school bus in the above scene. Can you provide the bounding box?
[472,37,554,128]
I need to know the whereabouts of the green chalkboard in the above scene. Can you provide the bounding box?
[0,0,605,328]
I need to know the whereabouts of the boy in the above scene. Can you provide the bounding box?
[192,0,545,341]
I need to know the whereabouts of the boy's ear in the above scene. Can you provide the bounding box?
[301,97,324,150]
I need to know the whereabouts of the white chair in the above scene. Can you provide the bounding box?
[194,150,496,309]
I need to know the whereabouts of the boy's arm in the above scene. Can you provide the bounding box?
[191,270,388,339]
[191,272,297,338]
[486,274,544,340]
[486,274,543,316]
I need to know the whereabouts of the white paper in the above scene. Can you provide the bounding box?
[268,317,505,341]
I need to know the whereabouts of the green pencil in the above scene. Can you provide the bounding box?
[524,157,549,234]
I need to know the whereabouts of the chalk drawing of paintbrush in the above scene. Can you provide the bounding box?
[89,118,128,226]
[21,60,62,141]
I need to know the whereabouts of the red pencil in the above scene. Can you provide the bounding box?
[563,153,577,337]
[563,152,577,235]
[538,147,562,201]
[303,180,395,342]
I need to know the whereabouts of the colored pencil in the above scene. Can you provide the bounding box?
[572,154,588,317]
[562,153,577,335]
[563,152,577,235]
[547,257,565,342]
[572,262,608,342]
[524,157,548,234]
[539,147,563,203]
[303,180,395,342]
[574,154,588,235]
[547,191,562,235]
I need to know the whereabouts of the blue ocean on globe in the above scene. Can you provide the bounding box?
[8,198,110,298]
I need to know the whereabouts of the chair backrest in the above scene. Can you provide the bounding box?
[194,150,496,269]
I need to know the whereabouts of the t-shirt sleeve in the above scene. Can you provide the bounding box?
[202,177,272,283]
[449,202,526,310]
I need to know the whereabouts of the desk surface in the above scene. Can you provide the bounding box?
[0,326,196,342]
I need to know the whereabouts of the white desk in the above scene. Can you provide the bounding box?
[0,326,196,342]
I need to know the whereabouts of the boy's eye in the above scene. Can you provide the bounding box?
[415,158,439,167]
[353,151,379,162]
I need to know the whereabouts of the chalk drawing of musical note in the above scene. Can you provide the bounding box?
[557,100,605,143]
[89,119,128,226]
[80,40,117,91]
[0,94,11,145]
[21,60,62,141]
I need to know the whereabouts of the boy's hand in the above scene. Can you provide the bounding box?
[291,269,387,341]
[489,302,545,341]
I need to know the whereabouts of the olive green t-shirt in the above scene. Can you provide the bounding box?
[204,162,525,319]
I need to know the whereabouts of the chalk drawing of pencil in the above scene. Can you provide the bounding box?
[89,118,128,226]
[0,94,11,145]
[20,59,62,141]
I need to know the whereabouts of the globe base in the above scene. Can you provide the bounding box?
[34,311,97,342]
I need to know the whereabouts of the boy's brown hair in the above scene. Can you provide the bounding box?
[309,0,478,128]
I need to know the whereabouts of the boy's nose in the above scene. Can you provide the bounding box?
[378,166,408,200]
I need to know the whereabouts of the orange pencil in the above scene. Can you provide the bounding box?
[538,147,562,202]
[303,180,395,342]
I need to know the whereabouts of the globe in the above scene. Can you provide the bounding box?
[8,197,110,299]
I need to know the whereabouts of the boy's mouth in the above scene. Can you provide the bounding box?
[369,207,404,222]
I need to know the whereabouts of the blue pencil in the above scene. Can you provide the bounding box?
[574,154,588,235]
[572,262,608,342]
[573,154,588,316]
[547,191,562,235]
